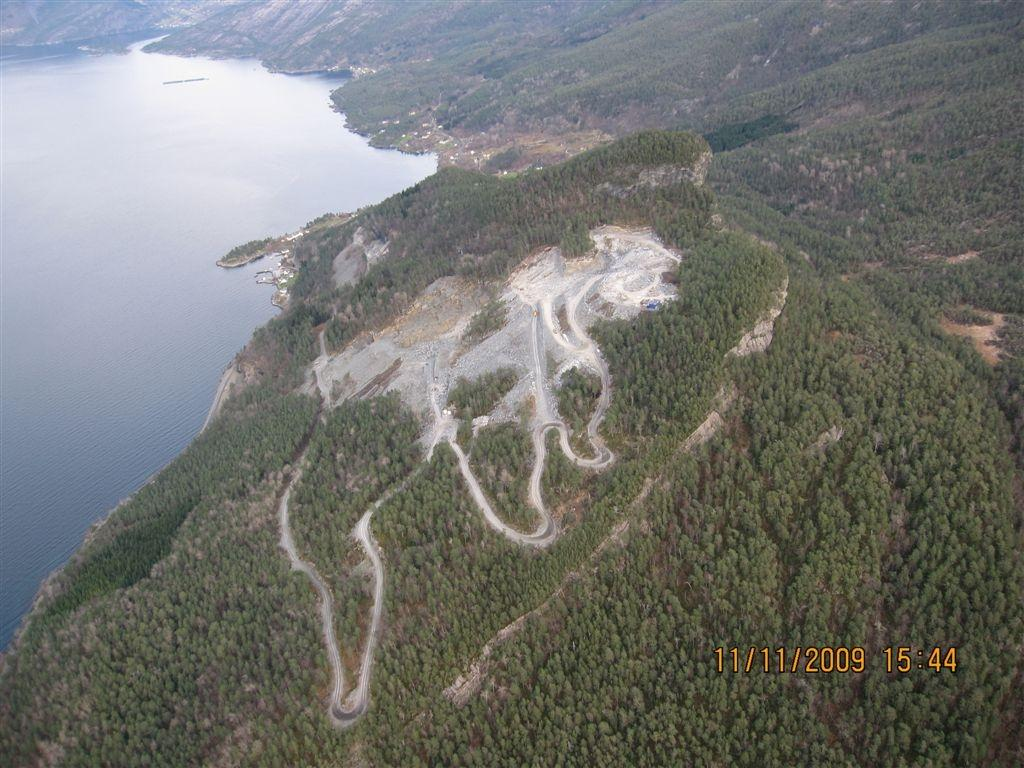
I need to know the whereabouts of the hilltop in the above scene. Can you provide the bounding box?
[2,3,1022,766]
[3,124,1021,766]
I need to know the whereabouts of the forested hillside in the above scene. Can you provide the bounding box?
[0,0,223,47]
[2,2,1022,766]
[365,260,1022,767]
[244,130,711,380]
[149,2,1021,170]
[146,0,651,75]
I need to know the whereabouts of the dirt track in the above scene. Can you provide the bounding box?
[446,273,617,548]
[200,365,238,433]
[289,228,697,726]
[331,483,403,727]
[277,466,348,721]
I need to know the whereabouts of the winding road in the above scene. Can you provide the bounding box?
[331,500,384,725]
[532,300,613,470]
[279,449,413,728]
[279,329,393,729]
[442,276,615,549]
[449,438,557,546]
[287,263,622,727]
[283,247,786,728]
[330,470,419,726]
[277,467,348,721]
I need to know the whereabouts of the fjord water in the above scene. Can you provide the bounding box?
[0,43,435,647]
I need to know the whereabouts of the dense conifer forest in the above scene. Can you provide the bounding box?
[2,2,1022,766]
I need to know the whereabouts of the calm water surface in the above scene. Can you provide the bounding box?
[0,42,435,646]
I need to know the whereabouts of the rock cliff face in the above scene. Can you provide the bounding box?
[638,151,712,188]
[727,278,788,357]
[598,150,713,198]
[332,227,387,289]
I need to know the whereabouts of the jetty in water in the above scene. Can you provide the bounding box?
[162,77,208,86]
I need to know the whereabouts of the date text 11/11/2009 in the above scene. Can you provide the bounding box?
[713,646,958,674]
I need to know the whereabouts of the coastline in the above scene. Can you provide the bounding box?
[217,232,298,269]
[216,254,266,268]
[139,42,353,79]
[136,41,525,173]
[4,351,242,661]
[1,445,178,662]
[325,91,611,173]
[200,364,239,433]
[1,39,424,661]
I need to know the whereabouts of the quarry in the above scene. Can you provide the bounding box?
[305,225,682,443]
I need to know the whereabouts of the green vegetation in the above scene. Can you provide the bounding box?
[540,429,584,515]
[327,254,1019,768]
[595,232,785,436]
[291,395,420,651]
[447,367,518,421]
[469,423,535,533]
[218,237,273,266]
[556,365,600,437]
[424,265,1020,766]
[292,393,420,546]
[360,439,655,766]
[559,216,595,257]
[0,390,328,767]
[0,132,725,762]
[462,298,508,344]
[31,389,317,633]
[704,113,797,153]
[944,306,994,326]
[324,2,1018,152]
[4,3,1024,762]
[484,146,523,172]
[705,19,1022,267]
[245,300,331,386]
[302,211,349,230]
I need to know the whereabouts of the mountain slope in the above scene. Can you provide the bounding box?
[0,0,224,46]
[151,2,1023,271]
[1,3,1022,766]
[146,0,653,73]
[2,127,1021,766]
